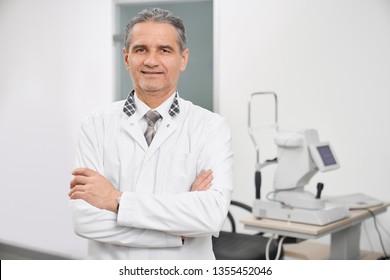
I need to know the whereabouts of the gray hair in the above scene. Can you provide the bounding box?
[124,8,187,52]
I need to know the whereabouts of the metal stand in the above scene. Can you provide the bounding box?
[248,92,278,199]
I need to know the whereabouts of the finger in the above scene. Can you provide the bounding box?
[191,169,214,191]
[201,172,214,190]
[197,170,207,179]
[68,184,87,198]
[198,169,212,180]
[206,172,213,182]
[198,175,213,191]
[205,170,213,180]
[204,182,212,190]
[70,175,89,189]
[201,170,212,181]
[192,173,213,191]
[72,167,96,177]
[191,170,206,188]
[198,170,213,185]
[69,190,87,200]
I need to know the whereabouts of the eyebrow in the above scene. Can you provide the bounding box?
[130,44,176,52]
[159,45,175,51]
[131,44,147,51]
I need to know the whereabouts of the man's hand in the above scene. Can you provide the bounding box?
[190,169,213,191]
[69,168,121,212]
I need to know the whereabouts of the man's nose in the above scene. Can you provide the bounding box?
[143,51,159,67]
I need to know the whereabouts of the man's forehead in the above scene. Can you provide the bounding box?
[129,22,180,49]
[131,22,176,39]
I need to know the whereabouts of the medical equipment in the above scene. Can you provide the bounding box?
[249,92,349,226]
[248,92,278,199]
[326,193,383,210]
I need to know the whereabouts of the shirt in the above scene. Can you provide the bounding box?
[133,90,177,133]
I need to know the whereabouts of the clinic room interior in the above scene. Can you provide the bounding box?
[0,0,389,260]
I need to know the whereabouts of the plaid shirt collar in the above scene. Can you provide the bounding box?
[123,90,180,118]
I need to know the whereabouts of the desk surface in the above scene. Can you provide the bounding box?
[241,202,389,239]
[283,241,384,260]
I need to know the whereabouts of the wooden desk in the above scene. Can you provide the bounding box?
[283,241,383,260]
[241,202,389,259]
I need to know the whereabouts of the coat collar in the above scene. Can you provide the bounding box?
[121,90,183,156]
[123,90,180,118]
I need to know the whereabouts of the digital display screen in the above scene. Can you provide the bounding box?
[317,145,337,166]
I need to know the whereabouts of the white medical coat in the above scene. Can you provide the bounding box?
[69,97,234,259]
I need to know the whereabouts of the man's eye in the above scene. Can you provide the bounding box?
[162,48,171,53]
[135,48,145,53]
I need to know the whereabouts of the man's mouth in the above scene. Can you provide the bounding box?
[141,70,163,75]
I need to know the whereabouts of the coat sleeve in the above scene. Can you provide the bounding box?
[117,116,234,237]
[69,114,182,248]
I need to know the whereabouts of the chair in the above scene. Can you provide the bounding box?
[212,200,284,260]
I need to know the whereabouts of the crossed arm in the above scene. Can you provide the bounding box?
[69,168,213,212]
[69,168,214,246]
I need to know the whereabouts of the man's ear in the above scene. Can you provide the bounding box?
[123,48,130,69]
[180,48,189,72]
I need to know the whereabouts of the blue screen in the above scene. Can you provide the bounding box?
[317,145,337,166]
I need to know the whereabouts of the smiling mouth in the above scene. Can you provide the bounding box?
[141,70,163,75]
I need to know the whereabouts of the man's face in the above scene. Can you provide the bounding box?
[123,21,189,100]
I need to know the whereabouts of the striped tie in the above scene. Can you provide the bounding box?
[144,110,161,146]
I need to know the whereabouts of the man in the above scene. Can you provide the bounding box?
[69,8,233,260]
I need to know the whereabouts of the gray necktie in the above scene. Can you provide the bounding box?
[144,110,161,146]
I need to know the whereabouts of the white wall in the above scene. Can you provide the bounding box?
[0,0,113,258]
[1,0,389,259]
[216,0,390,253]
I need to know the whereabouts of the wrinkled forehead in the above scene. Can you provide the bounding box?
[128,22,181,50]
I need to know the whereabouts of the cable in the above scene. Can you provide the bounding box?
[265,234,274,260]
[265,188,296,207]
[366,209,389,259]
[266,188,326,211]
[265,234,286,260]
[275,236,286,260]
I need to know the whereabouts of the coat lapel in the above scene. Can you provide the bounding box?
[144,116,178,162]
[121,113,148,151]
